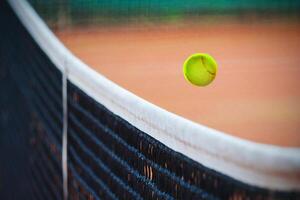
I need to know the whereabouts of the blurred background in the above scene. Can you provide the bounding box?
[27,0,300,146]
[28,0,300,28]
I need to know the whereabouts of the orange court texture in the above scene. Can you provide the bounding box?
[57,22,300,147]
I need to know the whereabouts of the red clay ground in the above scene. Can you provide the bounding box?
[56,22,300,147]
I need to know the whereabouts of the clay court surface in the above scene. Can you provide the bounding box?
[56,22,300,147]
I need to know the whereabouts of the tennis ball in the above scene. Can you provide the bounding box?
[183,53,218,86]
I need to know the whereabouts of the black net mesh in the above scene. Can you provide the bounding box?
[0,2,63,199]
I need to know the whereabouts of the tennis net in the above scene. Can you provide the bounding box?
[1,0,300,199]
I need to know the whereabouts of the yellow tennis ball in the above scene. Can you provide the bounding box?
[183,53,218,86]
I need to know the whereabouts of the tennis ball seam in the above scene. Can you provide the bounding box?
[200,55,216,76]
